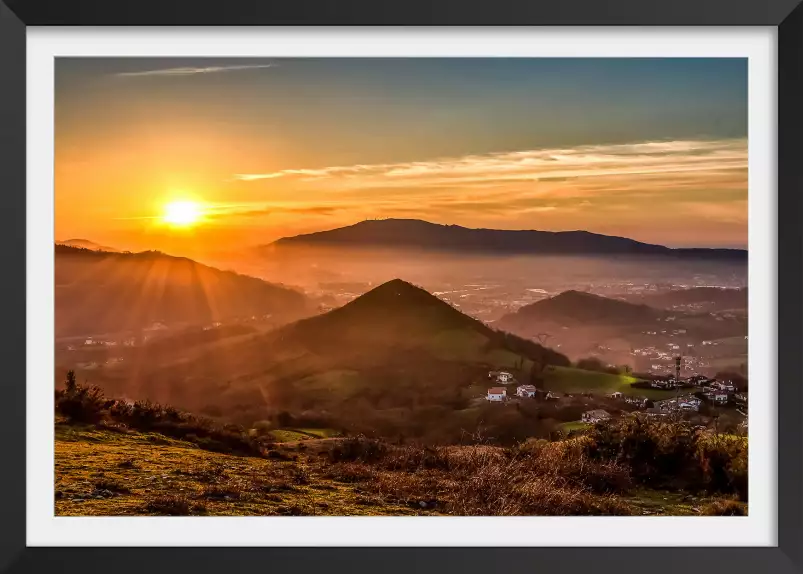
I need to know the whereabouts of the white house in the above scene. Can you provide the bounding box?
[710,391,729,404]
[711,380,736,392]
[516,384,537,398]
[720,381,737,392]
[678,397,702,411]
[496,371,514,384]
[608,391,624,399]
[487,387,507,402]
[581,409,611,423]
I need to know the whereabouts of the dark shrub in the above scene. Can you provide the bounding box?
[700,499,747,516]
[327,436,388,463]
[55,373,107,423]
[584,417,748,500]
[108,400,134,419]
[381,445,451,472]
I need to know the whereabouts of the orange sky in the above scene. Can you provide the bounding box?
[55,58,748,254]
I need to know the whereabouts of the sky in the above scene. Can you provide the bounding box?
[55,58,748,253]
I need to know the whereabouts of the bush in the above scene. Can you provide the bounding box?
[700,499,747,516]
[327,436,388,463]
[583,418,748,500]
[56,372,266,458]
[55,372,108,423]
[450,467,631,516]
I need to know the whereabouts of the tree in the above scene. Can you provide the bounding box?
[65,370,77,393]
[56,374,107,423]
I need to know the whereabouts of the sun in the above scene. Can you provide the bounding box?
[162,200,202,227]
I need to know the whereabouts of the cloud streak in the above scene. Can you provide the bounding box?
[232,138,747,191]
[114,64,276,78]
[221,138,747,243]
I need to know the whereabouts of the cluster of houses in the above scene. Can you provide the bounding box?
[649,374,737,392]
[486,370,537,402]
[581,409,611,423]
[485,369,744,421]
[653,394,704,413]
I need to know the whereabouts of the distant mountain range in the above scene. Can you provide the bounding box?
[55,244,312,337]
[57,238,119,252]
[267,219,747,260]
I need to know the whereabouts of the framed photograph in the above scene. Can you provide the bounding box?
[1,1,801,573]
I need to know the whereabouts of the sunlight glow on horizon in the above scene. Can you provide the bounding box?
[54,58,748,251]
[162,200,203,227]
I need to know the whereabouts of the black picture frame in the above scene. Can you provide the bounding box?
[0,1,800,573]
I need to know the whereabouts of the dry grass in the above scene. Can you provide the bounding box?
[55,420,746,517]
[700,499,747,516]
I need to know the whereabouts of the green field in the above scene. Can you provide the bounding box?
[268,428,340,442]
[427,329,533,372]
[293,428,341,439]
[542,366,675,399]
[557,421,590,433]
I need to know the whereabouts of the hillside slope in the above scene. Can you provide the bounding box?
[499,290,662,331]
[55,245,312,337]
[497,289,745,341]
[74,280,570,440]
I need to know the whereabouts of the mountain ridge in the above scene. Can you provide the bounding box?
[55,244,312,337]
[498,290,664,330]
[267,219,746,260]
[57,238,119,252]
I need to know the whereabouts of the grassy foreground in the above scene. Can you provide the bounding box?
[56,424,417,516]
[55,421,746,517]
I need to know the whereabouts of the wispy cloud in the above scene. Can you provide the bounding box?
[114,64,276,78]
[221,137,747,240]
[233,138,747,189]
